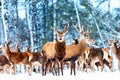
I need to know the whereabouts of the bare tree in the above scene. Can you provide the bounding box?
[1,0,8,41]
[53,0,57,41]
[91,11,105,47]
[25,0,34,51]
[73,0,81,27]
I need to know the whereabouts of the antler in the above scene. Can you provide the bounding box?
[55,26,60,33]
[55,24,69,33]
[86,27,91,34]
[63,23,69,33]
[73,23,84,33]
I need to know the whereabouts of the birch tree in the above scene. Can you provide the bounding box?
[25,0,34,51]
[53,0,57,41]
[73,0,81,27]
[1,0,8,41]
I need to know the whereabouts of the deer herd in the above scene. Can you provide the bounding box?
[0,24,119,76]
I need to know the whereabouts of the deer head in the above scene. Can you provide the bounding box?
[0,41,11,52]
[24,46,30,52]
[108,39,118,46]
[0,41,11,59]
[56,24,69,42]
[73,23,90,40]
[14,43,20,48]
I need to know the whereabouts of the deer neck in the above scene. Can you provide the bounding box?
[4,46,11,60]
[110,43,117,55]
[55,40,66,60]
[78,38,88,54]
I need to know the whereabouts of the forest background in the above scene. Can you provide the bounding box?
[0,0,120,52]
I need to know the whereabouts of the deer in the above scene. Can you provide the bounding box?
[0,41,31,75]
[108,39,120,71]
[84,47,113,72]
[63,24,93,75]
[0,44,21,74]
[61,38,79,70]
[41,25,69,75]
[102,48,113,71]
[24,47,47,74]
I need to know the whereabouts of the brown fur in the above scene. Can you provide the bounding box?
[55,40,66,60]
[95,55,113,71]
[63,35,92,75]
[10,44,21,52]
[108,39,120,70]
[0,42,30,75]
[84,47,113,72]
[31,52,47,73]
[84,48,104,72]
[24,47,33,62]
[24,47,47,74]
[41,25,69,75]
[0,55,11,73]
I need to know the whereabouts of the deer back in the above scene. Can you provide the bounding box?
[42,42,56,59]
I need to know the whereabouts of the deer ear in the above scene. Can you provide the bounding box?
[5,41,11,45]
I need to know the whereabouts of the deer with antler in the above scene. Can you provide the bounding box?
[63,24,94,75]
[41,24,69,75]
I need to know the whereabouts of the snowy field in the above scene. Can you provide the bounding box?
[0,69,120,80]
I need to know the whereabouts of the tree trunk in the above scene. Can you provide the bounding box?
[53,0,57,41]
[1,0,8,41]
[91,11,105,47]
[74,0,81,27]
[25,1,34,51]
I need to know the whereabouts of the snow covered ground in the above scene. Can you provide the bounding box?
[0,69,120,80]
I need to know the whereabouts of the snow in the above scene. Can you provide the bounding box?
[0,69,120,80]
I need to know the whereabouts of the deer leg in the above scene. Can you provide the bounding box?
[85,62,89,72]
[27,64,32,76]
[49,62,54,75]
[81,60,84,72]
[49,61,56,75]
[57,61,60,76]
[77,61,80,70]
[44,59,51,75]
[24,65,27,73]
[70,61,74,75]
[97,65,100,71]
[53,61,58,76]
[118,61,120,71]
[90,61,95,72]
[36,65,39,73]
[13,64,16,75]
[42,62,45,76]
[99,60,104,72]
[19,65,22,73]
[60,61,63,75]
[73,61,76,75]
[95,62,100,71]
